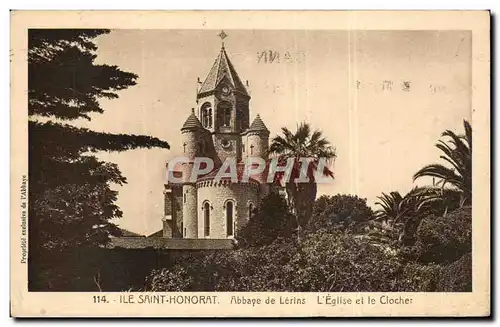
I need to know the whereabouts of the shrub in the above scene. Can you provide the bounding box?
[291,231,402,292]
[396,262,442,292]
[147,239,299,292]
[413,207,471,264]
[236,192,296,248]
[308,194,374,233]
[146,230,402,292]
[145,201,472,293]
[437,252,472,292]
[395,252,472,292]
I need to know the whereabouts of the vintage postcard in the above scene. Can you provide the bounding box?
[10,11,490,317]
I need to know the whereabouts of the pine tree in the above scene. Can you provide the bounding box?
[28,29,169,290]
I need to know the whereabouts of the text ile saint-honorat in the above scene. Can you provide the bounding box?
[115,294,413,306]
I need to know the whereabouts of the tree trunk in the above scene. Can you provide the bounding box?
[296,181,317,228]
[285,183,302,241]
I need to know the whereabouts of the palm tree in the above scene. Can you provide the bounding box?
[267,123,336,230]
[374,187,437,222]
[374,187,442,244]
[413,120,472,206]
[374,191,405,223]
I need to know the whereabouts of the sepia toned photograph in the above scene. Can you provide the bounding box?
[10,11,490,317]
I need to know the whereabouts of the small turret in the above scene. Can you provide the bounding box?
[243,114,270,160]
[181,109,204,161]
[180,109,203,239]
[247,114,269,135]
[181,108,203,131]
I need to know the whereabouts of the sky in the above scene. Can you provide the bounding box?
[72,29,471,235]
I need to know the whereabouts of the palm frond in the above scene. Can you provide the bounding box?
[414,121,471,204]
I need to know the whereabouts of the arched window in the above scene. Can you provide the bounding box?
[203,202,210,237]
[201,103,212,128]
[226,201,234,237]
[248,203,254,219]
[248,202,253,219]
[218,102,232,127]
[223,108,231,127]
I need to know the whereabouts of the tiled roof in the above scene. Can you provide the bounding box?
[118,228,144,237]
[181,108,203,130]
[248,114,269,133]
[107,237,235,250]
[198,47,249,96]
[147,230,163,238]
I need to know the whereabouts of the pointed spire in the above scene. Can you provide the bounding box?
[248,114,269,134]
[197,47,249,97]
[181,108,203,131]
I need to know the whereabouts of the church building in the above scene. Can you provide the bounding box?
[162,43,271,240]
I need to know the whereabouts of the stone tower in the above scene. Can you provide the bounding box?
[163,41,270,240]
[243,114,270,160]
[180,109,203,238]
[196,46,251,164]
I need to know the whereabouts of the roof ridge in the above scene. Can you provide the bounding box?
[248,114,269,132]
[198,47,248,96]
[181,108,203,130]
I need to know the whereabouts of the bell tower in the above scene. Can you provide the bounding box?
[196,33,250,164]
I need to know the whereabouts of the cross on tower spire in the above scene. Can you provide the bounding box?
[217,30,228,48]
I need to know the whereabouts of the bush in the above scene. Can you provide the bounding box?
[308,194,374,233]
[413,207,471,264]
[291,231,402,292]
[145,199,472,293]
[396,262,442,292]
[395,252,472,292]
[147,230,403,292]
[147,239,299,292]
[437,252,472,292]
[236,192,296,248]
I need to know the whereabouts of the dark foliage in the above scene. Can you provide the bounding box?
[395,262,442,292]
[395,251,472,292]
[29,29,137,120]
[146,197,472,292]
[413,120,472,206]
[37,247,177,291]
[437,252,472,292]
[28,29,169,290]
[308,194,374,232]
[412,207,472,264]
[374,187,464,246]
[33,183,123,251]
[268,123,336,228]
[147,231,402,292]
[236,192,296,248]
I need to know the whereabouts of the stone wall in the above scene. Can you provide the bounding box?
[181,130,198,161]
[109,237,234,250]
[162,186,184,238]
[212,133,242,164]
[182,184,198,238]
[196,181,259,239]
[173,188,183,237]
[245,132,269,160]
